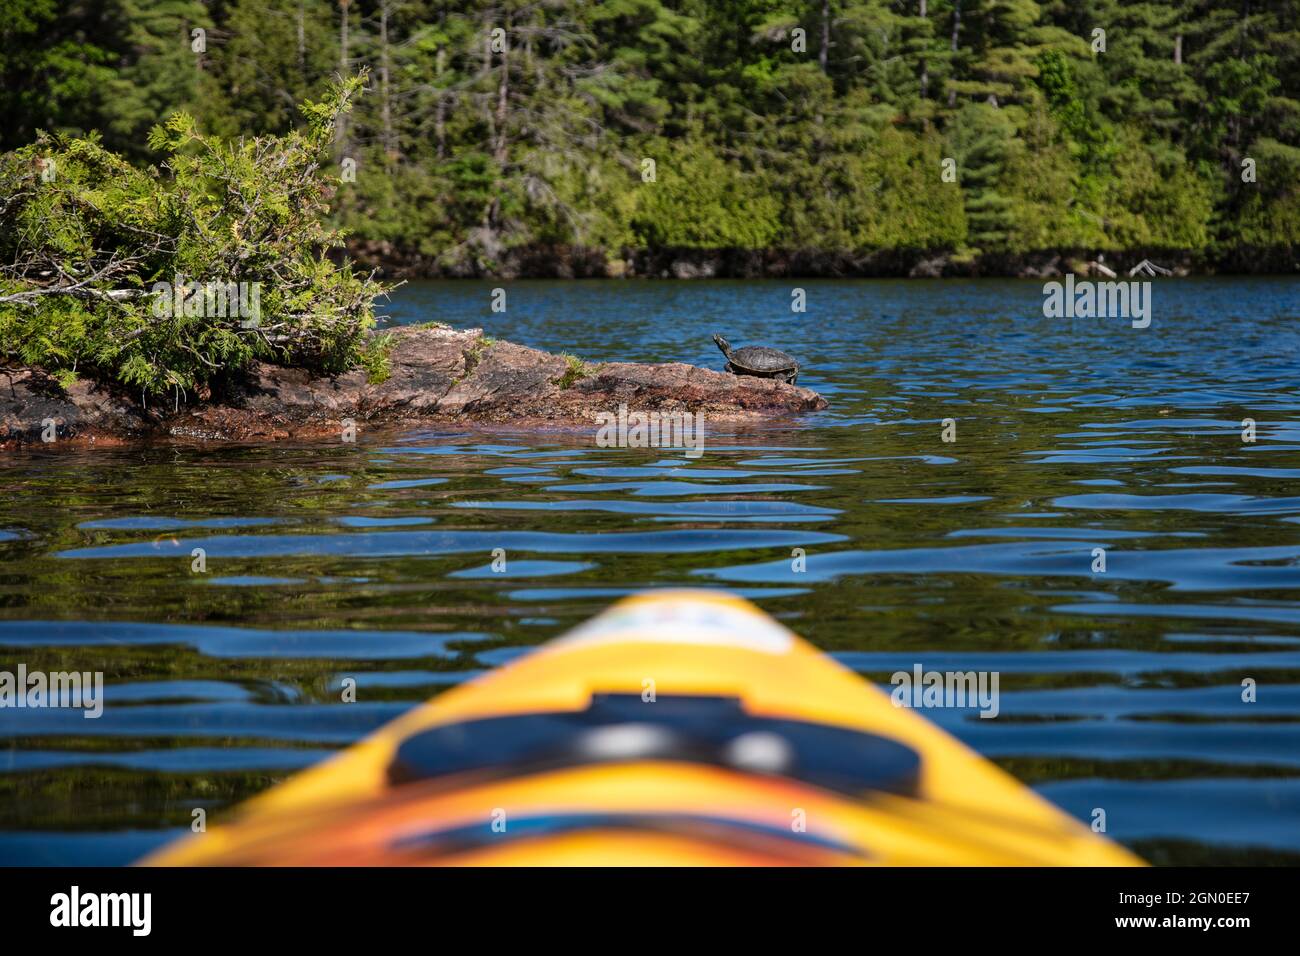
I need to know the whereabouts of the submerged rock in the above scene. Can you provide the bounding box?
[1,325,827,446]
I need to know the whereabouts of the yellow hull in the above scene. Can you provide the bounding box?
[146,590,1142,866]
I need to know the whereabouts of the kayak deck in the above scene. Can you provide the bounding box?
[146,591,1141,866]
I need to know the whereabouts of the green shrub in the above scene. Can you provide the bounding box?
[630,139,781,250]
[0,73,383,401]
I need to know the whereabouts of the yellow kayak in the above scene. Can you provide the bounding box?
[146,590,1142,866]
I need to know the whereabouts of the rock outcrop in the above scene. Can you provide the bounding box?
[1,325,827,446]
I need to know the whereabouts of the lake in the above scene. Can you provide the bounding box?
[2,277,1299,865]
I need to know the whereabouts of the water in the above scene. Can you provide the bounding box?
[2,277,1299,865]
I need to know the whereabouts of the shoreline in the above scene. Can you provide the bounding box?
[344,243,1299,281]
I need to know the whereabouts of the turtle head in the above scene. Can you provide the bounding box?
[712,334,731,357]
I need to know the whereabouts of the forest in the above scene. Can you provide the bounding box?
[2,0,1298,276]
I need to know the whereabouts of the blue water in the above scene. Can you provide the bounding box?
[2,277,1299,864]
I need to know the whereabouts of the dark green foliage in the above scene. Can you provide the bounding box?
[2,0,1299,269]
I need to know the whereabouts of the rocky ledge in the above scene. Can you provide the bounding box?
[1,325,827,447]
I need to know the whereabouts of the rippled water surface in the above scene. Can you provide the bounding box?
[3,278,1300,865]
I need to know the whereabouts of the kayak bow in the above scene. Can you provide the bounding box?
[146,590,1141,866]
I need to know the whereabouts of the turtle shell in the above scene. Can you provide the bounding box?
[728,346,798,374]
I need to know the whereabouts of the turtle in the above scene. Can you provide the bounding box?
[712,333,800,385]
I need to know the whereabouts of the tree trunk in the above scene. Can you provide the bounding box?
[485,17,511,231]
[494,22,510,165]
[435,48,447,160]
[297,0,305,75]
[820,0,831,72]
[337,0,350,155]
[919,0,928,98]
[379,0,396,162]
[948,0,961,107]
